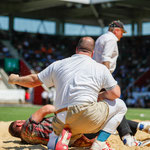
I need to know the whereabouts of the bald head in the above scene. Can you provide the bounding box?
[76,37,95,54]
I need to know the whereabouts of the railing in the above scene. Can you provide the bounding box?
[0,68,17,89]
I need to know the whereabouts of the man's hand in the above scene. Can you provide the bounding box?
[8,73,42,88]
[102,61,110,70]
[98,91,105,101]
[8,74,19,85]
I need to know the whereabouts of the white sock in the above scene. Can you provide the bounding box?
[47,132,58,150]
[122,133,131,140]
[122,134,135,146]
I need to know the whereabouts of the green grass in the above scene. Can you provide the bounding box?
[0,106,54,121]
[0,106,149,121]
[126,108,150,121]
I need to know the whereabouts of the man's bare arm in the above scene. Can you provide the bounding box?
[102,61,110,70]
[98,85,121,101]
[32,104,56,123]
[8,74,42,88]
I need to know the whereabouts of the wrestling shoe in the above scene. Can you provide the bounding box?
[132,137,150,147]
[138,122,150,133]
[122,135,142,146]
[55,128,72,150]
[140,139,150,146]
[134,136,150,147]
[90,140,115,150]
[133,137,142,146]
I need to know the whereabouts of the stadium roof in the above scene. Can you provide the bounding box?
[62,0,119,4]
[1,0,150,27]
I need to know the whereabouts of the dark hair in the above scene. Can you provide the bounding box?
[76,37,95,53]
[8,121,21,138]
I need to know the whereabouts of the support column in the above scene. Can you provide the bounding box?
[56,20,64,36]
[90,4,104,34]
[131,21,135,36]
[137,20,142,36]
[9,15,14,42]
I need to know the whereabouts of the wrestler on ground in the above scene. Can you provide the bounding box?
[9,104,150,147]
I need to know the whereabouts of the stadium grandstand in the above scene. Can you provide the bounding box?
[0,0,150,108]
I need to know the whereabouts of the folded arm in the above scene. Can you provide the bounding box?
[98,84,121,101]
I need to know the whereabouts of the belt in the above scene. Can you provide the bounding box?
[55,107,68,115]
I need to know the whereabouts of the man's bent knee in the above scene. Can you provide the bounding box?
[116,98,127,115]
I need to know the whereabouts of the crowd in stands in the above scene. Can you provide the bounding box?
[114,36,150,108]
[124,84,150,108]
[0,30,150,107]
[114,36,150,91]
[12,32,66,72]
[0,41,11,59]
[0,40,12,71]
[41,87,56,105]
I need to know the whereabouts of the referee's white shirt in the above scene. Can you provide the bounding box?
[38,54,117,110]
[93,31,119,73]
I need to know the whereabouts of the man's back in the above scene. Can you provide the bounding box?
[38,54,117,110]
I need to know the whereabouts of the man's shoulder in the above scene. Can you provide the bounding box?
[97,32,115,42]
[93,60,108,69]
[52,57,71,67]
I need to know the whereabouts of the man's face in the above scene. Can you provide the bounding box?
[14,120,26,131]
[113,28,124,41]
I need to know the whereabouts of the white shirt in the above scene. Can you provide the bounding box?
[38,54,117,110]
[93,31,119,73]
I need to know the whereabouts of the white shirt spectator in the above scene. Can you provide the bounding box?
[126,96,136,106]
[93,31,119,73]
[24,40,29,47]
[41,91,48,99]
[48,87,56,103]
[2,46,9,53]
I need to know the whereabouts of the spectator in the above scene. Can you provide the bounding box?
[41,90,49,105]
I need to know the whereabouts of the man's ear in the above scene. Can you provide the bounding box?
[76,48,79,54]
[91,50,94,58]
